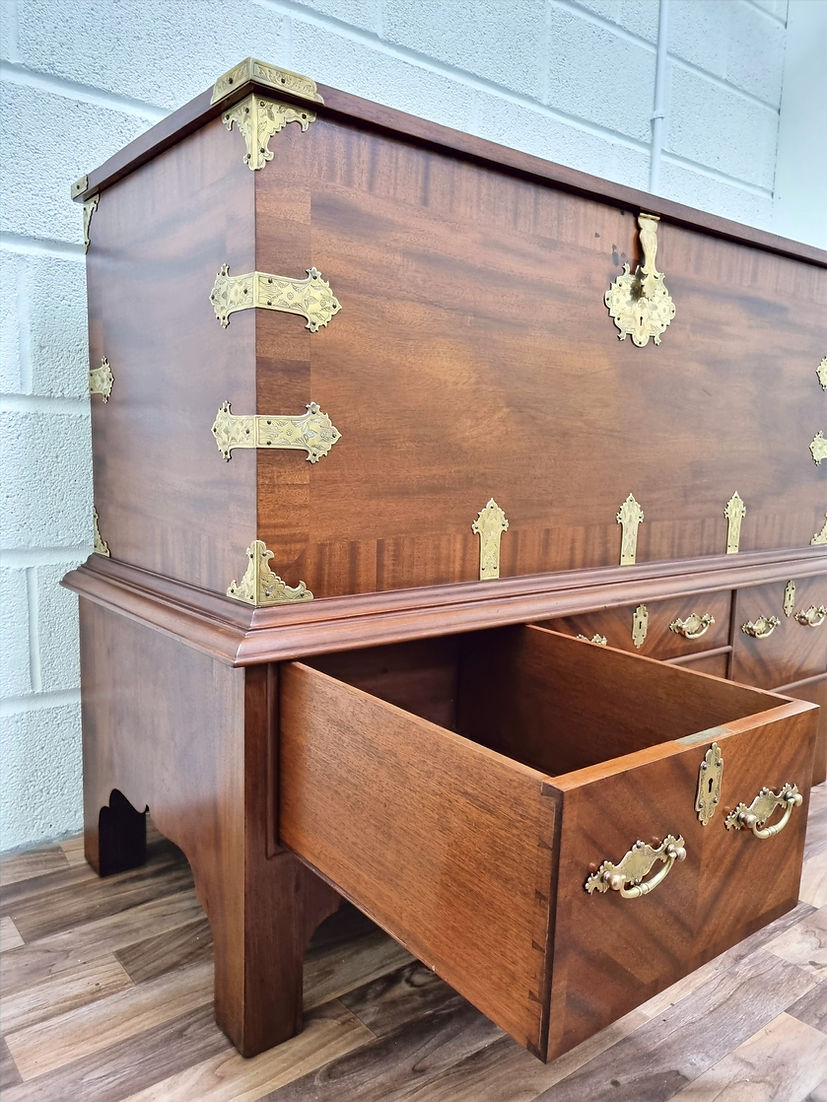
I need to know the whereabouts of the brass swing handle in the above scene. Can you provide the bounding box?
[725,783,802,839]
[794,605,826,628]
[741,615,780,639]
[585,834,686,899]
[669,612,715,639]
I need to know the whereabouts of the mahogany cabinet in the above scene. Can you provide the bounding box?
[64,58,827,1061]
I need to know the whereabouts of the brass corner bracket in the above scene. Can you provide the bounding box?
[817,356,827,391]
[211,58,323,106]
[617,493,644,566]
[222,94,316,170]
[70,174,88,199]
[227,540,312,606]
[472,499,509,580]
[810,431,827,466]
[210,265,341,331]
[724,491,746,554]
[812,513,827,546]
[89,356,114,402]
[93,506,110,557]
[212,401,341,462]
[82,194,99,253]
[605,212,676,347]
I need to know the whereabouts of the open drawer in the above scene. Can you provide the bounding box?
[278,626,817,1061]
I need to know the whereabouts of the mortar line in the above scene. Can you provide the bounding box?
[25,567,42,693]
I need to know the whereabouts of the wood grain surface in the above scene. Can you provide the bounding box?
[0,788,824,1100]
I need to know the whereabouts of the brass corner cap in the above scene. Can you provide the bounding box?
[211,58,323,106]
[71,174,89,200]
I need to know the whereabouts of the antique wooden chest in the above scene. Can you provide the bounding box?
[65,58,826,1061]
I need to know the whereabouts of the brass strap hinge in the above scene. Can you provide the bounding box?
[210,265,341,330]
[212,401,341,462]
[222,94,316,170]
[211,59,323,106]
[226,540,312,606]
[89,356,114,402]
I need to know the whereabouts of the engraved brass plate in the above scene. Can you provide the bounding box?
[472,499,509,581]
[82,195,99,253]
[89,356,114,402]
[817,356,827,391]
[616,493,644,566]
[810,431,827,466]
[71,174,88,199]
[210,265,341,330]
[725,783,802,839]
[724,491,746,555]
[92,506,110,557]
[226,540,312,606]
[783,580,796,617]
[585,834,686,899]
[222,94,316,170]
[794,604,826,627]
[696,742,724,826]
[212,401,340,462]
[605,213,676,347]
[632,604,648,648]
[670,612,714,639]
[211,58,323,106]
[741,615,780,639]
[577,633,608,646]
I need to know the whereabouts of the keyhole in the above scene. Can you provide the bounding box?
[708,777,714,794]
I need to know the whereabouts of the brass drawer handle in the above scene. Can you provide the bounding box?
[669,612,715,640]
[794,605,826,628]
[585,834,686,899]
[725,783,802,839]
[741,615,780,639]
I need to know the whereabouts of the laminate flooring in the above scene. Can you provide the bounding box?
[1,787,826,1102]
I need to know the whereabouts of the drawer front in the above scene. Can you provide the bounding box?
[731,577,827,689]
[540,591,731,660]
[666,649,730,678]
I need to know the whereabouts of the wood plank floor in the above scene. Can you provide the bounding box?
[1,787,825,1102]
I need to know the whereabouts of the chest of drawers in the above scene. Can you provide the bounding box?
[65,58,826,1061]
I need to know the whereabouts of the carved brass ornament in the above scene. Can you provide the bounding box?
[783,580,796,617]
[696,743,724,826]
[89,356,114,402]
[725,783,802,839]
[71,174,88,199]
[670,612,714,640]
[92,507,110,557]
[211,58,323,106]
[794,605,826,628]
[724,491,746,555]
[212,401,341,462]
[577,633,608,646]
[605,213,676,347]
[617,493,644,566]
[210,265,341,330]
[82,195,99,253]
[222,94,316,170]
[812,514,827,546]
[472,499,509,581]
[741,615,780,639]
[632,604,648,649]
[585,834,686,899]
[226,540,312,606]
[817,357,827,391]
[810,431,827,466]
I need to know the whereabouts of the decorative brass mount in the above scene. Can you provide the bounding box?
[472,499,509,581]
[817,356,827,391]
[210,265,341,330]
[585,835,686,899]
[617,493,644,566]
[577,633,608,645]
[632,604,648,648]
[783,580,796,617]
[70,174,88,199]
[212,401,341,462]
[670,612,714,640]
[725,783,802,839]
[812,514,827,546]
[696,743,724,826]
[89,356,114,402]
[222,94,316,170]
[794,604,826,627]
[82,195,99,253]
[741,615,780,639]
[605,213,676,347]
[211,59,324,106]
[810,431,827,466]
[226,540,312,606]
[92,507,110,557]
[724,491,746,555]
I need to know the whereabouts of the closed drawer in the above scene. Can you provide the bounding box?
[279,626,816,1062]
[539,591,731,660]
[666,648,730,678]
[776,673,827,787]
[732,577,827,689]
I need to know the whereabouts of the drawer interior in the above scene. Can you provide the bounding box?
[307,625,779,775]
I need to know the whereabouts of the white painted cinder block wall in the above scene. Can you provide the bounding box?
[1,0,825,851]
